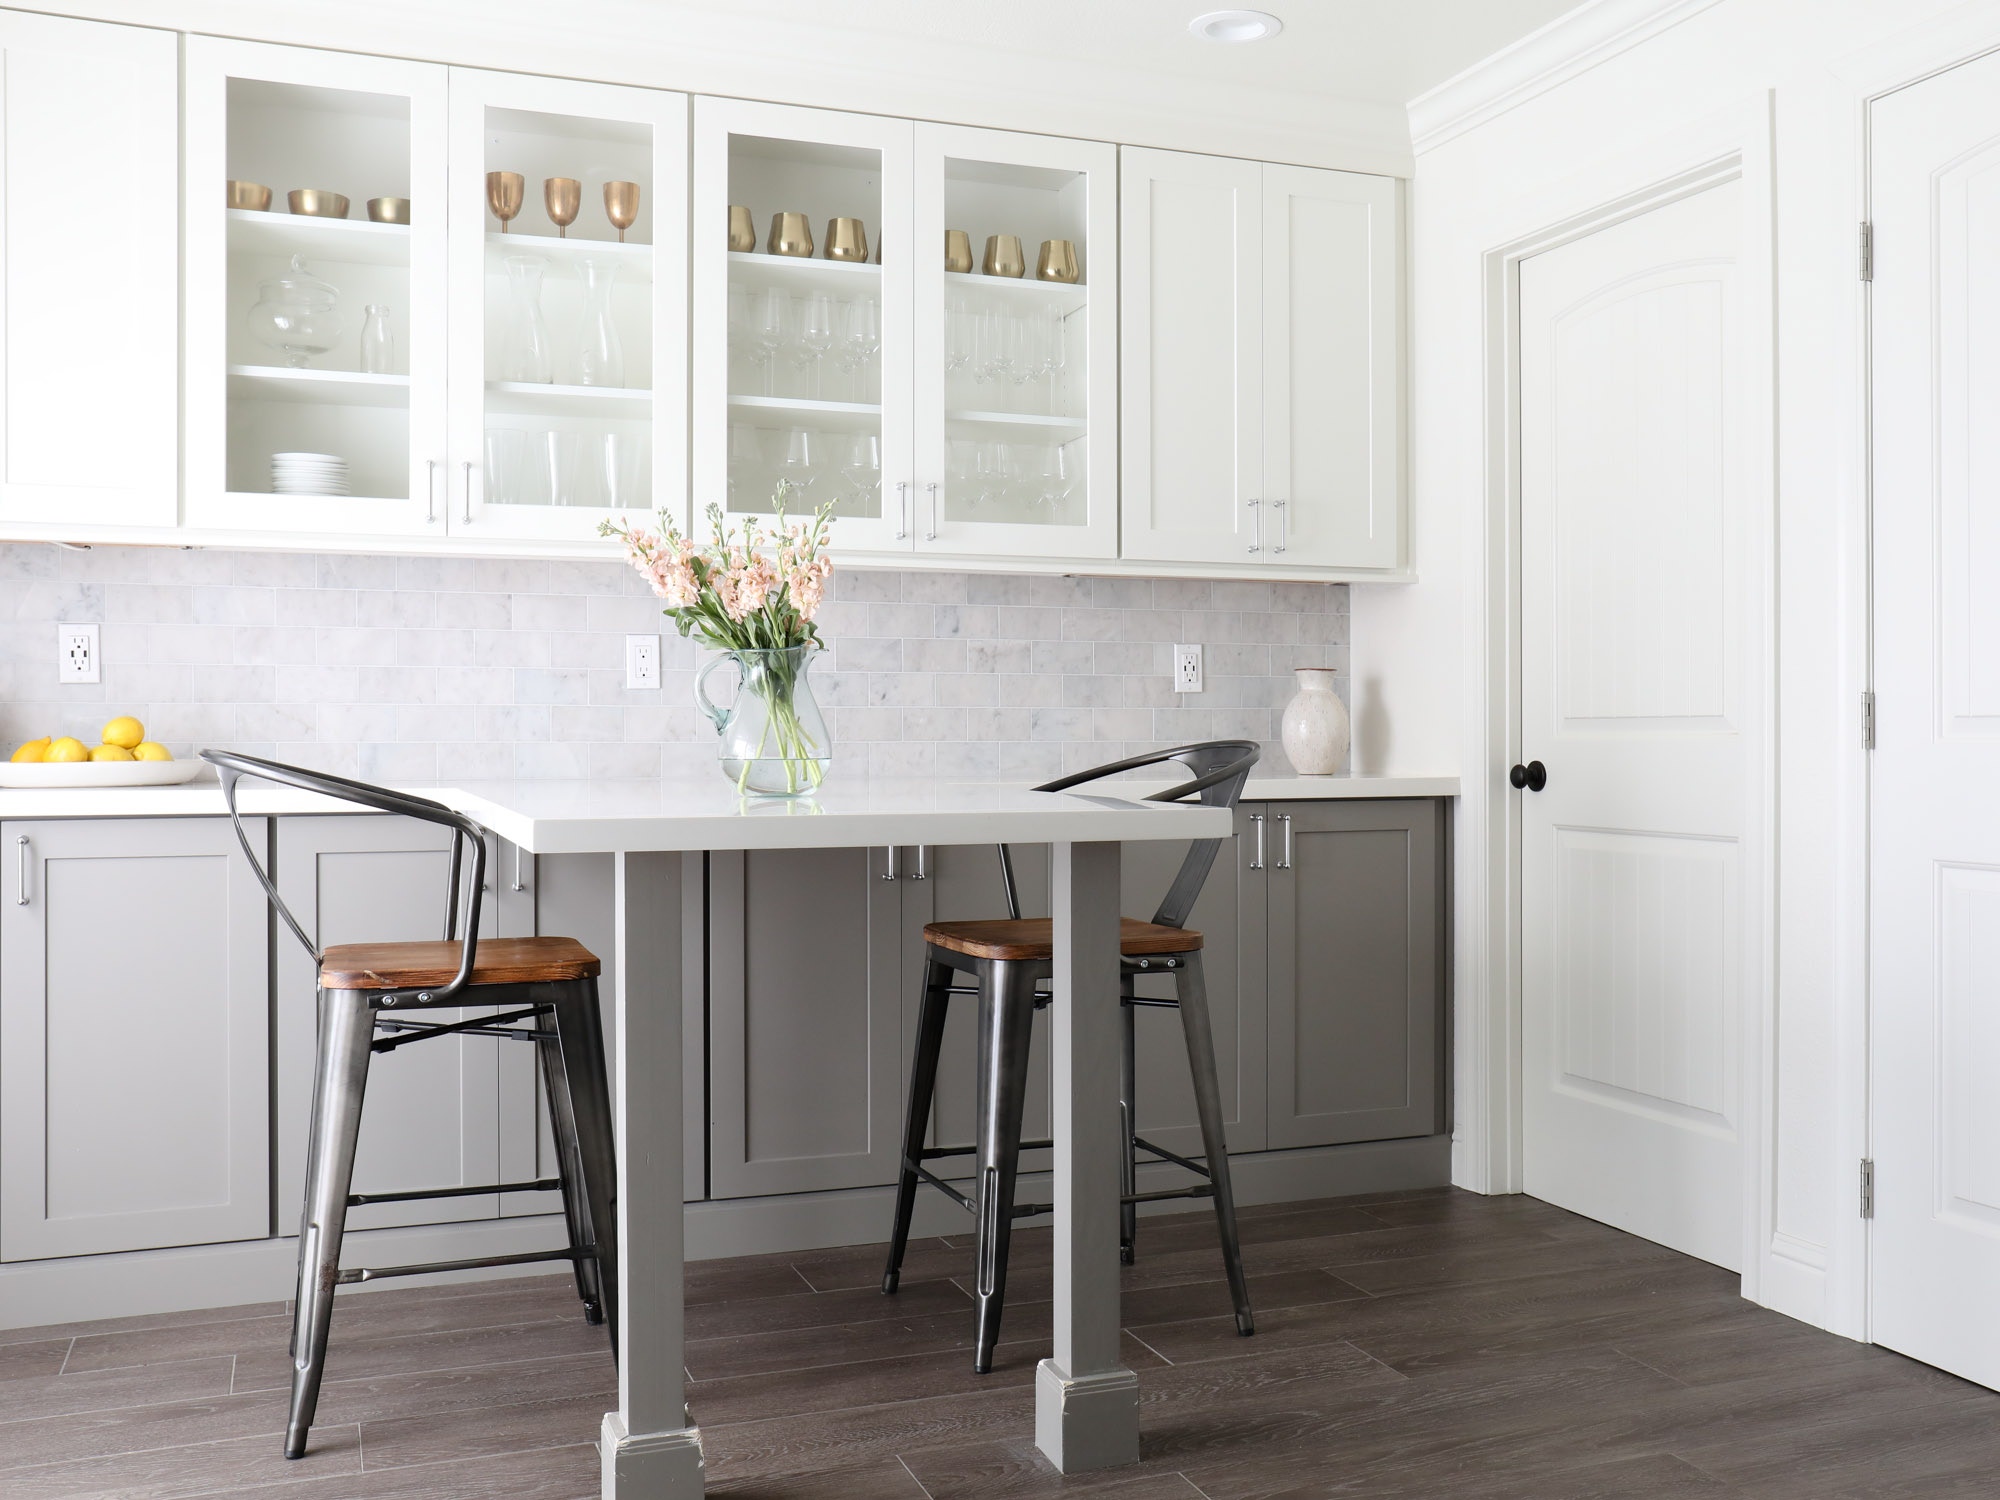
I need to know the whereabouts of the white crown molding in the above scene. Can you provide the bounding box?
[1406,0,1728,155]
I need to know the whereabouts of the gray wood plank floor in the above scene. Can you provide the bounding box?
[0,1189,1983,1498]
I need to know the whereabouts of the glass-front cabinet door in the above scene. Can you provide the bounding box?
[184,39,448,537]
[693,98,913,553]
[913,125,1116,560]
[446,70,686,541]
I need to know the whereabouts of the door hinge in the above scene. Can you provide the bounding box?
[1859,221,1873,282]
[1859,1157,1875,1218]
[1863,690,1876,750]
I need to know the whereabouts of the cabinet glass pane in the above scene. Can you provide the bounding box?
[224,81,412,505]
[724,136,883,520]
[480,107,654,511]
[940,158,1088,529]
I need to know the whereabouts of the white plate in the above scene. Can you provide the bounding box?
[0,759,203,788]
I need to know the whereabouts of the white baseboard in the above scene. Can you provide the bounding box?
[0,1135,1450,1331]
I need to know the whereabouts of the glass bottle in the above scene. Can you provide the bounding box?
[359,304,395,375]
[573,256,624,388]
[500,254,553,384]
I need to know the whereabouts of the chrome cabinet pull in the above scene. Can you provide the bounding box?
[912,844,928,880]
[1248,813,1265,870]
[14,835,26,905]
[882,845,899,881]
[895,481,909,541]
[461,460,474,524]
[1246,496,1262,554]
[1278,813,1293,869]
[425,459,438,525]
[924,482,939,542]
[1272,497,1288,554]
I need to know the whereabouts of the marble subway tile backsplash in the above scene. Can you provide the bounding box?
[0,543,1348,781]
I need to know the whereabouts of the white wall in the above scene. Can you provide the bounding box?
[1365,0,2000,1339]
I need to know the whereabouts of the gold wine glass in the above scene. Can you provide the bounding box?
[544,177,581,238]
[486,171,524,233]
[604,181,641,243]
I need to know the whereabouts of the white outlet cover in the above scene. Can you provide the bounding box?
[1172,643,1203,694]
[59,624,100,685]
[625,634,661,690]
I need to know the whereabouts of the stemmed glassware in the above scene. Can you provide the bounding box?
[744,288,787,396]
[837,298,882,402]
[791,293,837,399]
[778,427,818,497]
[727,423,766,509]
[840,432,881,516]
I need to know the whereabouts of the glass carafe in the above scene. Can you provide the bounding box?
[247,255,341,368]
[500,254,553,383]
[573,257,624,387]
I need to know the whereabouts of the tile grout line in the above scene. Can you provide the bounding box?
[54,1336,75,1377]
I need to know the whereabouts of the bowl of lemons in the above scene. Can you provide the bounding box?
[0,718,200,787]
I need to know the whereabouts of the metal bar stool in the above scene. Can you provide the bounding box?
[202,751,618,1461]
[882,740,1259,1373]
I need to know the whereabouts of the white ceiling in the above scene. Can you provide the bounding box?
[657,0,1590,108]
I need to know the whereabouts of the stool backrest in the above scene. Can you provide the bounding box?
[199,749,488,1005]
[998,740,1259,929]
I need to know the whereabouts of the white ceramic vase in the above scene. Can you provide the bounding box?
[1280,667,1350,775]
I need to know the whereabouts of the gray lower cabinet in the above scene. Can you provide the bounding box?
[0,817,270,1260]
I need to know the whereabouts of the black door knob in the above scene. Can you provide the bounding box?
[1509,760,1548,792]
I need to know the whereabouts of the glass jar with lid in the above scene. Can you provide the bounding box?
[246,255,342,368]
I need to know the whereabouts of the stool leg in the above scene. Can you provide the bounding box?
[1175,956,1254,1337]
[537,996,604,1325]
[1119,974,1138,1266]
[286,988,375,1460]
[972,959,1038,1374]
[552,979,620,1364]
[288,991,331,1361]
[885,956,953,1295]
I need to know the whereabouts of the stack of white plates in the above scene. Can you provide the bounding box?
[271,452,349,496]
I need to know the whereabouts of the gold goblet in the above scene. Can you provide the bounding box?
[983,233,1026,278]
[728,204,756,252]
[943,228,973,273]
[1035,239,1079,283]
[544,177,581,238]
[825,216,868,262]
[604,181,640,243]
[486,171,524,233]
[768,211,813,257]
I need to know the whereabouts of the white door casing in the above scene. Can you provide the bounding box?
[1518,177,1748,1271]
[1868,48,2000,1390]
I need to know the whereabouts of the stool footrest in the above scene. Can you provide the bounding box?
[908,1160,976,1213]
[1133,1136,1211,1178]
[918,1139,1054,1161]
[335,1245,591,1285]
[371,1005,549,1052]
[1122,1185,1214,1205]
[348,1177,561,1207]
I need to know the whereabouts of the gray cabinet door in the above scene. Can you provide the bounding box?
[708,846,904,1197]
[274,816,525,1233]
[0,818,270,1260]
[1264,799,1442,1148]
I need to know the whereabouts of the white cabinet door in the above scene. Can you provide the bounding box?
[1262,165,1403,570]
[183,38,449,538]
[446,68,688,542]
[0,13,177,531]
[912,124,1117,560]
[1,819,269,1261]
[1119,146,1263,566]
[695,97,915,554]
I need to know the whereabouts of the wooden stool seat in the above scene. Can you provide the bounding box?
[923,916,1202,963]
[319,936,601,991]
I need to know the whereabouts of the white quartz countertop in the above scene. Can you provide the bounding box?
[0,771,1457,842]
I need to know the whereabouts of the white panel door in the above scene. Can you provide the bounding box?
[1519,180,1748,1270]
[1,819,270,1260]
[1262,165,1403,570]
[1119,146,1263,565]
[0,12,178,530]
[1870,51,2000,1389]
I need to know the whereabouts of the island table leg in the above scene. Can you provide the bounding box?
[1038,838,1141,1471]
[602,850,705,1499]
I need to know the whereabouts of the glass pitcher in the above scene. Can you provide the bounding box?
[694,645,831,797]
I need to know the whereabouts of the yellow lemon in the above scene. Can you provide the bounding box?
[101,716,145,749]
[10,737,49,763]
[90,743,135,762]
[132,742,173,762]
[44,737,88,764]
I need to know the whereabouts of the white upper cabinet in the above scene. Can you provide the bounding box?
[0,13,178,532]
[184,38,449,538]
[447,69,687,542]
[1120,146,1405,573]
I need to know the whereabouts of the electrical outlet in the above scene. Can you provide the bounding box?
[58,624,99,685]
[1172,643,1203,694]
[625,634,661,690]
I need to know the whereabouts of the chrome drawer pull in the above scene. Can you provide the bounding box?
[1248,813,1265,870]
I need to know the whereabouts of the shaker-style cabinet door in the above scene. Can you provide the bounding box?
[1118,146,1263,566]
[0,12,178,531]
[708,846,905,1196]
[1264,799,1442,1148]
[1261,165,1404,571]
[0,819,270,1261]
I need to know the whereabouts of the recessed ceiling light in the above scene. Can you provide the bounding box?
[1188,9,1283,43]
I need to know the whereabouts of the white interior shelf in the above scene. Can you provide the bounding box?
[728,250,880,297]
[728,393,883,433]
[486,380,652,418]
[484,231,653,283]
[944,409,1087,441]
[943,269,1087,314]
[227,208,412,266]
[227,364,411,408]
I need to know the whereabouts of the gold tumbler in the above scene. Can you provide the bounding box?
[1035,239,1080,283]
[825,216,869,262]
[727,204,756,252]
[768,211,814,257]
[943,229,973,273]
[983,233,1025,278]
[227,180,273,212]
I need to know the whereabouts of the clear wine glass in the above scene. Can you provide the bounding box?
[946,437,979,514]
[1036,442,1075,516]
[778,426,819,502]
[728,423,766,509]
[840,431,881,517]
[1033,306,1067,416]
[839,298,882,402]
[745,288,788,396]
[792,292,837,399]
[975,306,1013,392]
